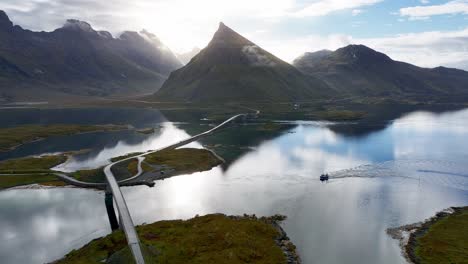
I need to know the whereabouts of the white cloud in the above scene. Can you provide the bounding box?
[357,27,468,69]
[352,9,364,16]
[292,0,382,17]
[260,34,353,63]
[0,0,466,71]
[420,0,430,4]
[0,0,385,54]
[260,27,468,71]
[242,45,277,67]
[400,0,468,19]
[0,0,296,53]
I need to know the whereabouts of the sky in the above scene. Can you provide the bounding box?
[1,0,467,69]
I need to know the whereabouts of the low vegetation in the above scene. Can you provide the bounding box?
[0,148,224,189]
[70,168,106,183]
[308,110,366,121]
[0,155,67,189]
[0,155,67,172]
[0,173,66,190]
[411,207,468,264]
[143,148,223,175]
[55,214,290,264]
[0,124,128,152]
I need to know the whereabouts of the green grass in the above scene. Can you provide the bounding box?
[55,214,288,264]
[70,168,107,183]
[0,124,127,152]
[414,207,468,264]
[0,155,67,172]
[69,148,223,184]
[308,110,366,121]
[0,173,66,189]
[143,148,223,174]
[0,155,67,189]
[0,148,223,189]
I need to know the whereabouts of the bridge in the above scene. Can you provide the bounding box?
[56,112,256,264]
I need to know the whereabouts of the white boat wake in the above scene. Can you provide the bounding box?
[328,159,468,191]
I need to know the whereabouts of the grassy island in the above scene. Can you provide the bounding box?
[54,214,299,264]
[0,124,128,152]
[409,207,468,264]
[0,148,223,190]
[109,148,224,184]
[0,155,67,189]
[388,207,468,264]
[143,148,223,174]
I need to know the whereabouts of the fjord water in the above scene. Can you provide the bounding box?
[1,108,468,264]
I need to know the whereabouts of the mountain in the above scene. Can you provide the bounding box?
[0,10,182,102]
[177,47,201,65]
[292,50,332,69]
[293,45,468,101]
[153,23,331,102]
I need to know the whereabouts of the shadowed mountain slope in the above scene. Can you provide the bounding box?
[153,23,332,103]
[0,10,182,102]
[294,45,468,102]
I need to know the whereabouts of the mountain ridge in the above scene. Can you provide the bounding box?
[293,45,468,101]
[154,22,332,102]
[177,47,201,65]
[0,10,182,102]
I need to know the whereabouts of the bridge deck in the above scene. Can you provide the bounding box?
[102,113,250,264]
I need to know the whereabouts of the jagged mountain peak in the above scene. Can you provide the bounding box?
[334,44,392,63]
[294,44,468,100]
[154,23,331,102]
[209,22,253,47]
[97,30,113,39]
[119,30,141,40]
[0,9,183,101]
[62,19,95,32]
[0,10,13,29]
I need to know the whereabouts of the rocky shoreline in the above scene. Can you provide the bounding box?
[387,207,465,264]
[54,213,301,264]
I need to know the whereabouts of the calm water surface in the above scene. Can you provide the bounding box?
[1,108,468,264]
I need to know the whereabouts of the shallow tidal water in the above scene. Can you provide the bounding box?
[1,107,468,264]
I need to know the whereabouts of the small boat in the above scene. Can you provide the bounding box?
[320,174,329,182]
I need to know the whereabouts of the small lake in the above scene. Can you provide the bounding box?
[1,107,468,264]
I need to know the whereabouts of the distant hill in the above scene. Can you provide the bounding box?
[153,23,332,103]
[293,45,468,101]
[293,50,332,69]
[177,47,201,65]
[0,10,182,102]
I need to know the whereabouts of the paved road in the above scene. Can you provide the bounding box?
[2,111,258,263]
[53,113,253,188]
[103,112,254,264]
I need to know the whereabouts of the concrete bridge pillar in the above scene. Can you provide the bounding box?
[104,189,120,231]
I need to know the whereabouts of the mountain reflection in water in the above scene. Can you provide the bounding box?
[1,108,468,264]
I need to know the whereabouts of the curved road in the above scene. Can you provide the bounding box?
[3,110,259,264]
[54,113,254,187]
[103,112,256,264]
[50,111,258,264]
